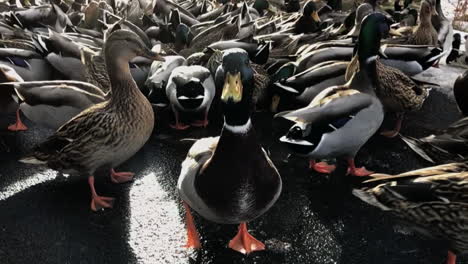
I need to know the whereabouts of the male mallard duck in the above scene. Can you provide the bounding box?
[166,65,215,129]
[19,30,164,211]
[277,13,388,176]
[8,79,107,130]
[454,70,468,116]
[178,48,281,254]
[294,0,321,34]
[145,55,187,107]
[272,60,348,112]
[353,162,468,264]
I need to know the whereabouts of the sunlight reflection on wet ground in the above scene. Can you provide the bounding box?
[128,171,188,263]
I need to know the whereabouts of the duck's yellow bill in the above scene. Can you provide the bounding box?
[221,72,243,103]
[311,11,321,22]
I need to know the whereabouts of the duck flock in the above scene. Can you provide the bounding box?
[1,0,468,262]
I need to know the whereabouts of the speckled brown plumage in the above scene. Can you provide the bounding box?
[355,162,468,255]
[375,59,428,113]
[24,30,155,178]
[81,49,110,93]
[408,0,438,46]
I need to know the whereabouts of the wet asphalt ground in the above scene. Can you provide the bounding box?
[0,65,467,264]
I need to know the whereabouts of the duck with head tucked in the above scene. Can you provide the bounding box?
[177,48,282,254]
[19,30,164,211]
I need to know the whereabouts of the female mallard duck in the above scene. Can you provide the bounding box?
[353,162,468,264]
[177,48,282,254]
[19,30,164,211]
[166,65,215,129]
[395,0,438,46]
[399,70,468,164]
[277,13,388,176]
[294,0,322,34]
[454,70,468,116]
[345,46,430,138]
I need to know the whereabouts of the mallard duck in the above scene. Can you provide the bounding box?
[454,70,468,116]
[294,0,321,34]
[446,33,462,65]
[353,162,468,264]
[0,48,53,81]
[145,55,187,107]
[166,65,215,129]
[346,47,430,138]
[19,30,164,211]
[394,0,438,46]
[276,13,389,176]
[177,48,281,254]
[272,60,348,112]
[345,3,373,39]
[8,80,107,130]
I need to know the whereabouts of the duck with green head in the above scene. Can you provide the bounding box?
[177,48,282,254]
[277,13,390,176]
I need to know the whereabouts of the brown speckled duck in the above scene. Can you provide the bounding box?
[354,162,468,264]
[19,29,164,211]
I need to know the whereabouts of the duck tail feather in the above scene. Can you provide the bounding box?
[399,134,435,163]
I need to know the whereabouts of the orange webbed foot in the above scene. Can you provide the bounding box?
[228,223,265,255]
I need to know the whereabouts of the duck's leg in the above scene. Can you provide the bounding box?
[88,176,115,211]
[183,201,201,249]
[110,168,135,183]
[191,111,209,128]
[7,109,28,131]
[309,160,336,174]
[228,222,265,255]
[170,109,190,130]
[447,251,457,264]
[346,158,373,177]
[380,113,403,138]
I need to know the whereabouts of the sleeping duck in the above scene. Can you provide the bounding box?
[19,30,164,211]
[178,48,281,254]
[353,162,468,264]
[277,13,389,176]
[166,65,215,129]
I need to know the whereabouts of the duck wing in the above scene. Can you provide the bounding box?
[400,117,468,164]
[178,137,219,197]
[12,80,105,108]
[275,86,373,125]
[354,162,468,209]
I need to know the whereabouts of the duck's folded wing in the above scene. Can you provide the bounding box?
[275,87,373,124]
[356,163,468,207]
[178,137,219,191]
[12,81,105,108]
